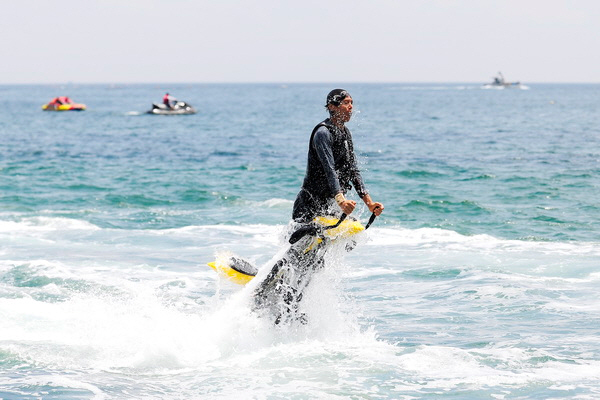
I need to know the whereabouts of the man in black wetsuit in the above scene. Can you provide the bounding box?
[292,89,384,222]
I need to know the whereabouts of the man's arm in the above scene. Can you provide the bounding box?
[345,132,383,215]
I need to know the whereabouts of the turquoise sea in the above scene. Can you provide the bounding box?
[1,83,599,399]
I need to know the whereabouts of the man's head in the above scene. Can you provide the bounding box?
[325,89,350,107]
[325,89,353,123]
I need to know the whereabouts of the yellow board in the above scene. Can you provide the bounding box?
[208,260,255,285]
[207,216,365,285]
[314,216,365,239]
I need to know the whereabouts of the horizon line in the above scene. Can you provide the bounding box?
[1,81,599,86]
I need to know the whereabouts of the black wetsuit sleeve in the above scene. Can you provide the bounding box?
[352,171,368,198]
[347,135,368,198]
[313,127,343,196]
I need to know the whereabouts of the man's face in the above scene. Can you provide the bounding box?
[329,96,353,122]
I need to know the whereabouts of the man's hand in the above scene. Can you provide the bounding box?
[362,194,384,216]
[368,202,384,216]
[339,199,357,215]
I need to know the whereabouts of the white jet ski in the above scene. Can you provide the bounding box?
[147,101,197,115]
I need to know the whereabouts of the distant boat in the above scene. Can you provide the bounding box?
[146,101,197,115]
[482,72,522,89]
[42,96,86,111]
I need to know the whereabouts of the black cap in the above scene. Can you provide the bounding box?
[326,89,350,107]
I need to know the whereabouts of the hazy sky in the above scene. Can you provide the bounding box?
[2,0,599,84]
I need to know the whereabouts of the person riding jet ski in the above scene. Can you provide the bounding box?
[210,89,384,324]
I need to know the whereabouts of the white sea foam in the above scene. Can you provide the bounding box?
[396,344,600,391]
[0,257,379,377]
[369,226,599,252]
[0,216,100,233]
[2,217,600,398]
[256,198,294,208]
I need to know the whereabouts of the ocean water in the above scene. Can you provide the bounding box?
[0,83,599,399]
